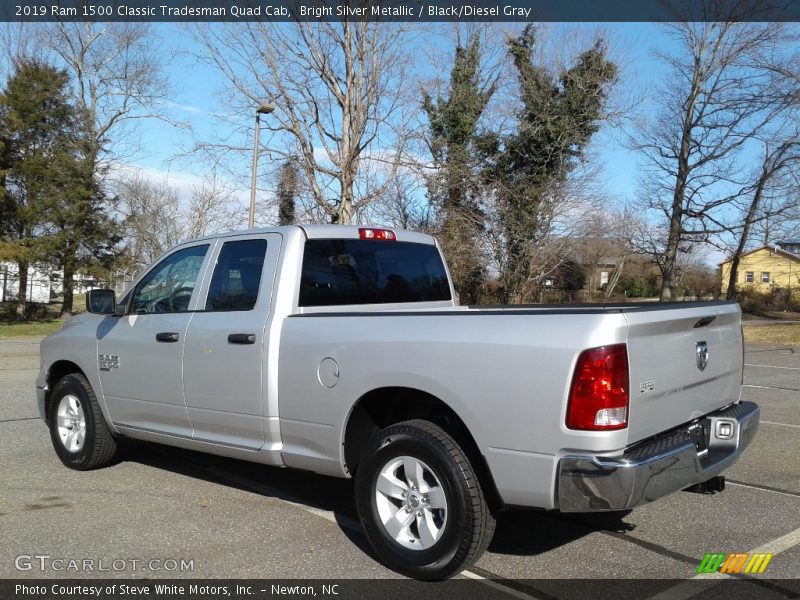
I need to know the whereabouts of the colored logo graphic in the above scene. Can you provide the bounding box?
[696,552,773,574]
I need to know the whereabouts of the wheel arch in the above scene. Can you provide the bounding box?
[343,386,503,512]
[44,360,87,424]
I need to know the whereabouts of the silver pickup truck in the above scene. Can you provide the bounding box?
[37,224,758,579]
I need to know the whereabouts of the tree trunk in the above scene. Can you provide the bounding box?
[61,263,74,317]
[726,187,761,300]
[660,58,701,302]
[15,260,28,319]
[336,194,354,225]
[661,138,691,301]
[336,168,355,225]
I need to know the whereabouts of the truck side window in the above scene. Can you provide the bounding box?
[130,245,209,314]
[205,239,268,311]
[299,240,451,306]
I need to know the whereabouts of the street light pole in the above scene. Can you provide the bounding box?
[249,103,275,229]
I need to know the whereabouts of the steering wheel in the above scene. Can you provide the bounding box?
[168,287,194,311]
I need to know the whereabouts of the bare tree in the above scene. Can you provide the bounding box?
[36,22,172,166]
[186,176,242,239]
[725,125,800,298]
[634,17,794,300]
[484,172,606,304]
[190,19,415,225]
[573,207,637,300]
[361,175,432,232]
[116,173,240,276]
[753,194,800,246]
[0,24,37,80]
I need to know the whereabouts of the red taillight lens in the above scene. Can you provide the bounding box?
[359,227,396,240]
[566,344,629,430]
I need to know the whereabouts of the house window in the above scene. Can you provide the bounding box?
[761,272,770,283]
[745,272,754,283]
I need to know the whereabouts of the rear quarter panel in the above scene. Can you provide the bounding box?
[277,309,629,508]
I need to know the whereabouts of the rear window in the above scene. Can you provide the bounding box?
[299,239,451,307]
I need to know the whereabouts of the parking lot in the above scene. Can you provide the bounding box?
[0,335,798,598]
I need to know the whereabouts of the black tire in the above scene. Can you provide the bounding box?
[354,419,495,579]
[48,373,118,471]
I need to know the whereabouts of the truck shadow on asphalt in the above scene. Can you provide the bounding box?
[123,439,635,561]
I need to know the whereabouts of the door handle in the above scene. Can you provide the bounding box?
[228,333,256,345]
[156,332,180,343]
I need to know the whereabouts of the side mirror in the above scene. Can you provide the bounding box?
[85,289,117,315]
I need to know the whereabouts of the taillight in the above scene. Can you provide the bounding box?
[566,344,629,430]
[359,227,396,240]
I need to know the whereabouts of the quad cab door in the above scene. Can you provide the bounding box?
[182,233,282,450]
[97,242,214,437]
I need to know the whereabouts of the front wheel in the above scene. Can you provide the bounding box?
[48,373,118,470]
[354,419,495,579]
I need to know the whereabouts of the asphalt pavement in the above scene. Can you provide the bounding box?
[0,336,798,598]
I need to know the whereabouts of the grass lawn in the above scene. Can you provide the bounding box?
[742,323,800,345]
[0,297,85,338]
[0,319,64,338]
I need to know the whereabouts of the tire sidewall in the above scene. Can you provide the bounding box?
[48,375,97,468]
[355,426,473,577]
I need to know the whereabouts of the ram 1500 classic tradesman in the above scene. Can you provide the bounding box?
[37,225,758,578]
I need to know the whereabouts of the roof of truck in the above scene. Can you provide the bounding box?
[183,224,436,246]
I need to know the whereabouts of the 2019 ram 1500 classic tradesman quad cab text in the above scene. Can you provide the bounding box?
[37,225,758,578]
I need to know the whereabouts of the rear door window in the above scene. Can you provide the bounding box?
[205,239,268,311]
[299,239,451,307]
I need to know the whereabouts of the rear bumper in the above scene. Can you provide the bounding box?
[557,401,759,512]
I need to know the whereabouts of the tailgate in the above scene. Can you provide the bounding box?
[624,302,743,444]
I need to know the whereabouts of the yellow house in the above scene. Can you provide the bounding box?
[720,244,800,295]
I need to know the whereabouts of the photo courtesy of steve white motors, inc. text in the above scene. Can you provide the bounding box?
[15,583,339,597]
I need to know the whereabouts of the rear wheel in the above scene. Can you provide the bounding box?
[354,419,495,579]
[48,373,118,470]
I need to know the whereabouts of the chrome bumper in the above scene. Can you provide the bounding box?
[557,401,759,512]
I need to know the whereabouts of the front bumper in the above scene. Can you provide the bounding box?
[35,366,48,422]
[557,401,759,512]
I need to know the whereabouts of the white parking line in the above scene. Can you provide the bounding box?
[751,526,800,554]
[745,364,800,370]
[762,420,800,429]
[205,461,537,596]
[462,570,541,600]
[646,526,800,600]
[727,481,800,499]
[743,384,799,391]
